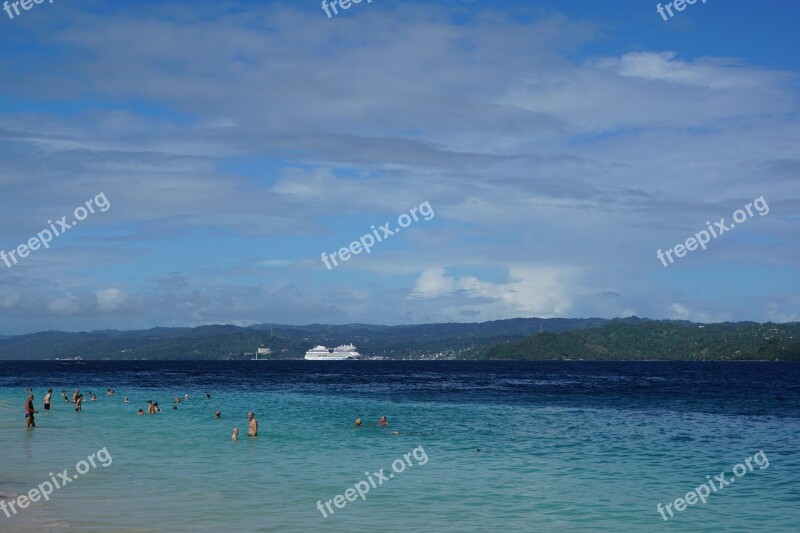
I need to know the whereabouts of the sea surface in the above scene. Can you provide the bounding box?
[0,360,798,532]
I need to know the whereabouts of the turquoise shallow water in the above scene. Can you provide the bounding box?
[0,361,798,532]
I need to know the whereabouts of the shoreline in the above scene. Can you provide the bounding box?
[1,357,797,362]
[0,485,68,532]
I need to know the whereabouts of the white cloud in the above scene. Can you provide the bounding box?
[668,302,729,323]
[410,267,457,297]
[47,293,81,315]
[95,288,126,312]
[0,294,20,310]
[596,52,770,90]
[411,265,578,319]
[671,302,691,319]
[764,301,800,323]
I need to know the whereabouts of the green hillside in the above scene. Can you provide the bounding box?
[0,317,612,360]
[474,320,800,361]
[1,318,797,361]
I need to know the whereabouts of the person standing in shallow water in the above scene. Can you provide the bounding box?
[25,394,37,428]
[44,389,52,411]
[247,412,258,437]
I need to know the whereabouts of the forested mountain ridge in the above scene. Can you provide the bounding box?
[0,318,796,361]
[473,320,800,361]
[0,317,613,360]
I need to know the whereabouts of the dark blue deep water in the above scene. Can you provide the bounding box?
[3,360,799,414]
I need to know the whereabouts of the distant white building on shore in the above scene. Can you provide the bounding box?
[253,346,272,360]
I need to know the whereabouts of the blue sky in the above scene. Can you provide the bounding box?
[0,0,797,334]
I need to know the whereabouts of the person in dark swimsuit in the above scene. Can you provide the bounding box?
[44,389,52,410]
[25,395,37,428]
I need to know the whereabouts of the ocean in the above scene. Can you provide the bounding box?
[1,360,798,532]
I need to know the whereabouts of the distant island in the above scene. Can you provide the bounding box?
[0,317,797,361]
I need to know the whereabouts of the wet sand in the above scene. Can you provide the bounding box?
[0,486,68,532]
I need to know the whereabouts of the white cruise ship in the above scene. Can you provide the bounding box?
[304,344,361,361]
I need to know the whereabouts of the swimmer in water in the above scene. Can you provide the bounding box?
[153,402,160,413]
[215,411,221,418]
[378,416,389,426]
[123,397,129,403]
[147,400,155,415]
[137,409,144,415]
[206,394,211,400]
[231,427,239,441]
[354,418,362,427]
[91,394,97,401]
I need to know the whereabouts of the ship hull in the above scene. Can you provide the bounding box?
[304,354,360,361]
